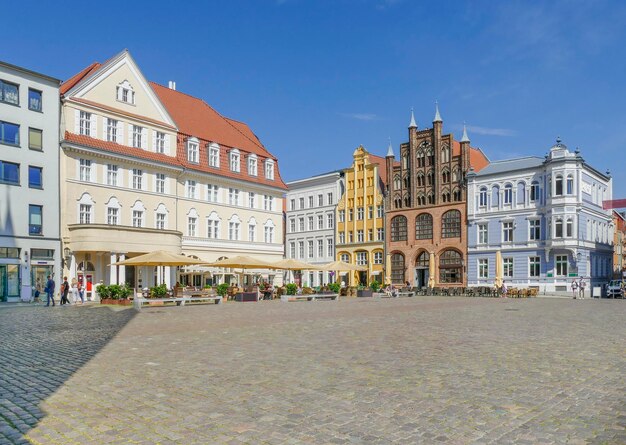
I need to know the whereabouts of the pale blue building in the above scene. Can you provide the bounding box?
[466,139,613,295]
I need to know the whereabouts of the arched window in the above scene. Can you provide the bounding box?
[555,175,563,196]
[441,145,450,163]
[442,168,450,184]
[340,253,350,263]
[566,175,574,194]
[131,200,146,228]
[207,211,221,239]
[427,147,434,166]
[416,251,429,267]
[416,149,425,168]
[417,193,426,206]
[479,187,488,207]
[427,170,434,186]
[416,172,425,187]
[391,215,407,241]
[439,250,462,283]
[402,154,408,169]
[504,183,513,204]
[452,167,459,183]
[491,185,500,207]
[155,203,168,230]
[442,210,461,238]
[403,175,410,188]
[452,188,461,202]
[415,213,433,240]
[403,195,410,207]
[393,175,401,190]
[391,253,405,284]
[442,190,450,203]
[517,182,526,205]
[77,193,95,224]
[566,218,573,237]
[427,192,435,205]
[555,218,563,238]
[394,195,402,209]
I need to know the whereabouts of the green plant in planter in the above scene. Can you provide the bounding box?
[96,284,111,300]
[216,283,229,297]
[369,281,381,292]
[285,283,298,295]
[150,284,168,298]
[328,282,340,293]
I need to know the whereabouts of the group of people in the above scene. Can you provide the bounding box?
[39,275,85,306]
[571,278,587,299]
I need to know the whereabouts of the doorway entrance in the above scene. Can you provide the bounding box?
[0,264,20,301]
[415,251,430,288]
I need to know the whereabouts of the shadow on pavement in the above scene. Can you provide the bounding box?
[0,305,136,444]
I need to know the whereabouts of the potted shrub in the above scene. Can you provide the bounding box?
[285,283,298,295]
[216,283,229,299]
[357,284,373,298]
[328,282,341,294]
[150,284,168,298]
[370,281,381,293]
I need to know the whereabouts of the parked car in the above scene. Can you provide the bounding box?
[606,280,624,298]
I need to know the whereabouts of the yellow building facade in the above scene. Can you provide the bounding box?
[336,146,386,286]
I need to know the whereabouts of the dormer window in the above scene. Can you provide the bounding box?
[248,154,258,176]
[208,143,220,167]
[265,159,274,180]
[187,138,199,163]
[230,149,240,172]
[116,80,135,105]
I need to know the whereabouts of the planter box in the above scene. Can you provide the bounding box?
[100,298,133,306]
[357,289,373,298]
[234,292,259,302]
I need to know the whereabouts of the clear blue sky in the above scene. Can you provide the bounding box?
[3,0,626,198]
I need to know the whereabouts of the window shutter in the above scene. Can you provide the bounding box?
[74,109,80,133]
[141,128,148,149]
[128,125,133,147]
[164,134,170,155]
[117,121,124,145]
[90,114,97,138]
[152,130,157,151]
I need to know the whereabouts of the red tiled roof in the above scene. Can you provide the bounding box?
[150,81,286,189]
[368,154,388,187]
[69,97,176,130]
[60,62,101,96]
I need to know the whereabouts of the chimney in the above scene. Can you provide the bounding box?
[168,81,177,90]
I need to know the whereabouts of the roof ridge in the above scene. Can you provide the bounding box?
[60,62,101,95]
[149,81,209,104]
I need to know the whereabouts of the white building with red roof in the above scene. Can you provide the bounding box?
[60,50,286,292]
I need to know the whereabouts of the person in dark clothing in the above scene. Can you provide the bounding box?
[45,275,56,306]
[60,276,71,305]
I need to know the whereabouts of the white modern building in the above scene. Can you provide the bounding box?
[285,171,344,286]
[0,61,61,302]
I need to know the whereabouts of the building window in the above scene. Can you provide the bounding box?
[391,253,405,284]
[155,132,165,153]
[230,150,240,172]
[318,194,323,206]
[442,210,461,238]
[0,161,19,184]
[339,210,345,222]
[188,217,197,237]
[27,88,42,111]
[289,218,296,233]
[357,207,364,220]
[186,180,196,199]
[297,197,303,209]
[229,188,240,206]
[415,213,433,240]
[373,251,383,264]
[28,128,42,150]
[209,144,220,167]
[249,192,256,208]
[318,215,324,229]
[529,219,540,241]
[339,232,345,244]
[156,212,166,230]
[318,239,324,257]
[308,216,314,231]
[106,119,118,142]
[207,219,220,239]
[555,254,568,276]
[478,259,488,279]
[0,121,20,145]
[530,181,539,202]
[340,253,350,263]
[155,173,165,194]
[357,230,364,242]
[78,111,91,136]
[132,210,143,227]
[308,240,314,258]
[327,239,334,257]
[248,155,257,176]
[439,250,462,283]
[503,221,514,242]
[290,199,296,210]
[29,205,42,235]
[566,218,573,237]
[356,251,368,266]
[348,231,353,243]
[79,204,92,224]
[503,257,513,278]
[377,206,384,218]
[478,223,488,244]
[491,186,500,207]
[298,241,304,259]
[566,175,574,195]
[327,192,333,205]
[529,256,540,277]
[79,159,92,182]
[555,175,563,196]
[391,216,408,241]
[0,80,19,105]
[187,141,199,163]
[368,229,373,241]
[503,184,513,205]
[229,221,240,240]
[28,166,42,189]
[107,207,119,225]
[265,160,274,180]
[348,209,353,221]
[207,184,218,202]
[290,242,296,258]
[116,81,135,104]
[132,125,143,148]
[479,187,487,207]
[264,195,273,211]
[367,206,373,219]
[377,228,384,241]
[555,219,563,238]
[132,169,143,190]
[299,218,305,231]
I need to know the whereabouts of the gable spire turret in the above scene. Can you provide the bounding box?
[386,137,394,158]
[433,100,442,123]
[461,123,470,143]
[408,107,417,129]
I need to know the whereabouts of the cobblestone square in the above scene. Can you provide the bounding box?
[1,297,624,444]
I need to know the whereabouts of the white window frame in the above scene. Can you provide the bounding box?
[208,143,220,167]
[503,257,513,278]
[248,155,257,176]
[230,149,240,172]
[478,223,488,245]
[106,164,118,186]
[155,173,166,194]
[79,159,92,182]
[478,258,488,279]
[529,256,540,277]
[187,139,199,163]
[265,159,274,180]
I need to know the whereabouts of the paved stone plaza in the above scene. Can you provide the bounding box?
[0,297,624,445]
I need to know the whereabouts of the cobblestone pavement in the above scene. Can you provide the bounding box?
[1,297,624,444]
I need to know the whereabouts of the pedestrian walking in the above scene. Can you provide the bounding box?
[77,280,84,304]
[571,280,578,299]
[60,276,71,305]
[45,275,55,306]
[579,278,586,299]
[501,281,508,298]
[71,278,80,304]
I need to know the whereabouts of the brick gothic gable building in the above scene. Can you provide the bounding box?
[384,106,489,287]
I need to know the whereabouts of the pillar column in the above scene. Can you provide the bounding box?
[110,253,117,285]
[118,254,125,285]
